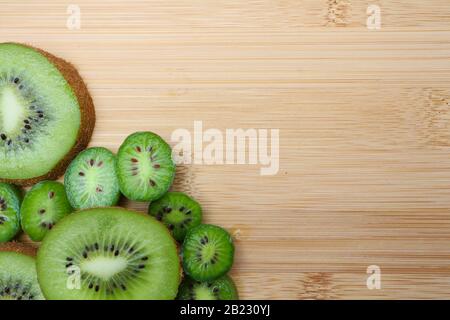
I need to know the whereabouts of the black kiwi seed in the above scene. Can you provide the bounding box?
[48,191,55,199]
[0,134,6,140]
[13,77,19,83]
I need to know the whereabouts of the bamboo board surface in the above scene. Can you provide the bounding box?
[2,0,450,299]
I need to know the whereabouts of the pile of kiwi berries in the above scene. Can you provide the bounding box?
[0,43,238,300]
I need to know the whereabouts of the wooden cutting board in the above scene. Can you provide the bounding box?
[2,0,450,299]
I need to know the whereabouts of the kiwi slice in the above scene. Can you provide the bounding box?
[148,192,202,242]
[65,147,120,210]
[37,207,181,300]
[117,132,175,202]
[0,43,95,186]
[182,224,235,281]
[0,242,44,300]
[21,181,73,241]
[178,275,239,300]
[0,183,22,242]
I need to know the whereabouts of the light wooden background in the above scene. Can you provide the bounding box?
[2,0,450,299]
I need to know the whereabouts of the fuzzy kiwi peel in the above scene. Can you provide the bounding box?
[0,42,95,186]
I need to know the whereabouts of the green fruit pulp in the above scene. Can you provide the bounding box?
[37,207,181,300]
[0,43,81,180]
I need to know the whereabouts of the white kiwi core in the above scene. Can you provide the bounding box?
[80,256,128,280]
[0,85,27,135]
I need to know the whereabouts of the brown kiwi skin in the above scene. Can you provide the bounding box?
[0,241,37,257]
[0,42,96,186]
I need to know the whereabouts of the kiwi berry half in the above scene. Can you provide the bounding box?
[0,242,44,300]
[148,192,202,242]
[117,132,175,202]
[182,224,235,281]
[178,275,239,300]
[0,183,22,242]
[21,181,73,241]
[37,207,181,300]
[65,147,120,210]
[0,43,95,186]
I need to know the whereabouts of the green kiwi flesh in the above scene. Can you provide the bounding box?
[178,275,239,300]
[148,192,202,242]
[0,247,44,300]
[0,183,22,242]
[0,43,95,185]
[21,181,73,241]
[36,207,181,300]
[182,224,235,281]
[117,132,175,202]
[65,147,120,210]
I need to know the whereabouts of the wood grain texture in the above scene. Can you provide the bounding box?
[2,0,450,299]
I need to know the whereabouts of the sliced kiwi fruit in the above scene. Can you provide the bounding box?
[37,207,181,300]
[148,192,202,242]
[0,42,95,186]
[0,183,22,242]
[182,224,235,281]
[21,181,73,241]
[116,132,175,202]
[65,147,120,210]
[178,275,239,300]
[0,242,44,300]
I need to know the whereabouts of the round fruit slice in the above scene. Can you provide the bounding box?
[117,132,175,202]
[178,275,239,300]
[37,207,181,300]
[148,192,202,242]
[65,147,120,210]
[182,224,235,281]
[0,183,21,242]
[21,181,73,241]
[0,42,95,186]
[0,242,45,300]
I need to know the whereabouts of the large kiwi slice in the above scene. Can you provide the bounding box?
[0,183,22,242]
[21,181,73,241]
[65,147,120,210]
[0,242,44,300]
[178,275,239,300]
[117,132,176,202]
[182,224,235,281]
[148,192,202,242]
[0,43,95,186]
[37,207,181,300]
